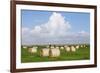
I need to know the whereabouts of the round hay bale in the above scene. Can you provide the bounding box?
[46,45,49,48]
[84,45,85,47]
[60,46,64,50]
[51,46,55,49]
[55,46,59,49]
[65,47,70,52]
[23,46,27,49]
[76,45,79,49]
[71,46,76,52]
[81,45,83,47]
[49,48,60,57]
[28,47,37,53]
[40,48,50,57]
[64,45,68,48]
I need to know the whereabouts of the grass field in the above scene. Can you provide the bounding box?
[21,45,90,63]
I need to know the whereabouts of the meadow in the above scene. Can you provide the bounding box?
[21,45,90,63]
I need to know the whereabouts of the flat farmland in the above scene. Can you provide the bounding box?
[21,45,90,63]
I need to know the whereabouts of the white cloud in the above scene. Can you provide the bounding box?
[21,12,90,45]
[22,27,29,33]
[30,12,71,37]
[78,30,90,37]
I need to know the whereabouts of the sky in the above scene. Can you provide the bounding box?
[21,10,90,45]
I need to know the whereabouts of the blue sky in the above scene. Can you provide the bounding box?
[21,10,90,45]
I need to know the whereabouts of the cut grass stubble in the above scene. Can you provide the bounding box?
[21,45,90,63]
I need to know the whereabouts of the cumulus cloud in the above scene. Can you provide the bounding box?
[30,12,71,37]
[21,12,89,45]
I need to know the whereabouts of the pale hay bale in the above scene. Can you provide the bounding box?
[64,45,68,48]
[46,45,49,48]
[50,48,60,57]
[40,48,50,57]
[28,47,37,53]
[60,46,64,50]
[65,47,70,52]
[55,46,59,49]
[51,46,55,49]
[81,45,83,47]
[23,46,27,49]
[76,45,79,49]
[71,46,76,52]
[84,45,85,47]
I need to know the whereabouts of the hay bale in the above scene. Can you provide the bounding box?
[81,45,83,47]
[23,46,27,49]
[76,45,79,49]
[28,47,37,53]
[51,46,55,49]
[46,45,49,48]
[84,45,85,47]
[40,48,50,57]
[65,47,70,52]
[64,45,68,48]
[55,46,59,49]
[71,46,76,52]
[60,46,64,50]
[49,48,60,57]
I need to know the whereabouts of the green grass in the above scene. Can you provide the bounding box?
[21,45,90,63]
